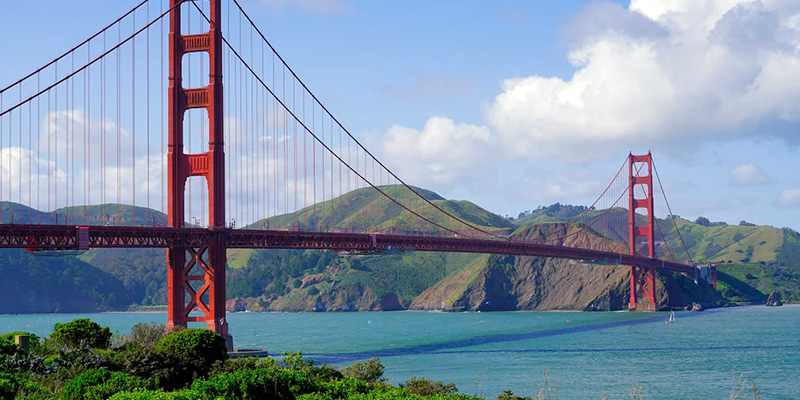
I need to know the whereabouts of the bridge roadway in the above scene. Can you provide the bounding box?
[0,224,695,274]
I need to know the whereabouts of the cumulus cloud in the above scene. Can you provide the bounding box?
[776,188,800,207]
[378,0,800,184]
[729,163,770,185]
[489,0,800,161]
[376,116,496,188]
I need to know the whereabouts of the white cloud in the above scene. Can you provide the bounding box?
[489,0,800,162]
[776,188,800,207]
[378,0,800,185]
[376,116,496,188]
[729,163,770,185]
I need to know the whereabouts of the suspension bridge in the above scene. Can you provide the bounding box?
[0,0,710,348]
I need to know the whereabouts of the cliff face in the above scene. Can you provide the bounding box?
[409,255,631,311]
[409,224,724,312]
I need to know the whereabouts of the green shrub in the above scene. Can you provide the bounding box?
[108,388,207,400]
[50,319,112,350]
[277,352,342,383]
[400,377,458,396]
[0,332,42,355]
[117,348,195,391]
[0,353,54,375]
[496,390,532,400]
[0,339,17,357]
[298,385,476,400]
[0,372,20,400]
[343,358,385,383]
[49,345,115,374]
[315,376,372,398]
[307,364,345,383]
[9,378,51,400]
[61,369,156,400]
[209,357,277,377]
[191,367,319,399]
[155,329,227,373]
[115,323,165,350]
[281,351,314,370]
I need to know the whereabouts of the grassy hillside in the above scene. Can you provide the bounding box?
[513,203,800,303]
[229,185,509,311]
[0,201,167,226]
[248,185,514,233]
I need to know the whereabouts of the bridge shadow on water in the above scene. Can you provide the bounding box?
[305,310,798,364]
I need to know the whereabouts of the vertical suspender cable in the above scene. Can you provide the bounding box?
[132,11,137,225]
[117,23,122,223]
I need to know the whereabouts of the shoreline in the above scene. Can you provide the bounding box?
[4,303,798,317]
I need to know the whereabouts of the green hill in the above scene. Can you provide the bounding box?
[247,185,514,234]
[230,186,512,311]
[511,204,800,303]
[0,201,167,226]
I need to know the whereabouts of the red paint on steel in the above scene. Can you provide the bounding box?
[167,0,229,342]
[0,225,695,274]
[628,152,657,311]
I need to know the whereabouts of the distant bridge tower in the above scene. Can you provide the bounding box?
[166,0,231,348]
[628,152,657,311]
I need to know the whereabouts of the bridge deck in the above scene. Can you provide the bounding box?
[0,224,695,274]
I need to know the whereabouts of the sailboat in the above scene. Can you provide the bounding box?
[666,311,676,323]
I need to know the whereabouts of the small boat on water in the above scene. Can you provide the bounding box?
[666,311,676,323]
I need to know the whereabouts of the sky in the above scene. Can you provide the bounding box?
[1,0,800,230]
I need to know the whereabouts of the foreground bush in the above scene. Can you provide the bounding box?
[115,323,166,350]
[108,388,207,400]
[50,319,112,350]
[191,367,319,399]
[0,332,42,355]
[117,347,195,391]
[208,356,277,377]
[155,329,227,373]
[61,369,156,400]
[343,358,385,383]
[401,377,458,396]
[0,340,17,357]
[2,319,484,400]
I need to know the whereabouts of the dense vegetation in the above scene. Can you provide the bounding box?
[0,319,478,400]
[0,249,135,314]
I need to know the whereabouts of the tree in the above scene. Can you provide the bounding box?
[694,216,711,227]
[50,318,112,349]
[401,376,458,396]
[739,220,756,226]
[155,328,228,373]
[342,358,385,383]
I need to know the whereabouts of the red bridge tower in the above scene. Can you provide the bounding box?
[166,0,231,348]
[628,152,657,311]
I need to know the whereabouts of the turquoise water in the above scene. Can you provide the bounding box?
[2,306,798,399]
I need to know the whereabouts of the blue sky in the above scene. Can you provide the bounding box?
[2,0,800,230]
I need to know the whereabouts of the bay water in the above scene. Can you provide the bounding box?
[2,305,798,399]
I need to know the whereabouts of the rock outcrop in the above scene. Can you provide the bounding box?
[766,291,783,306]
